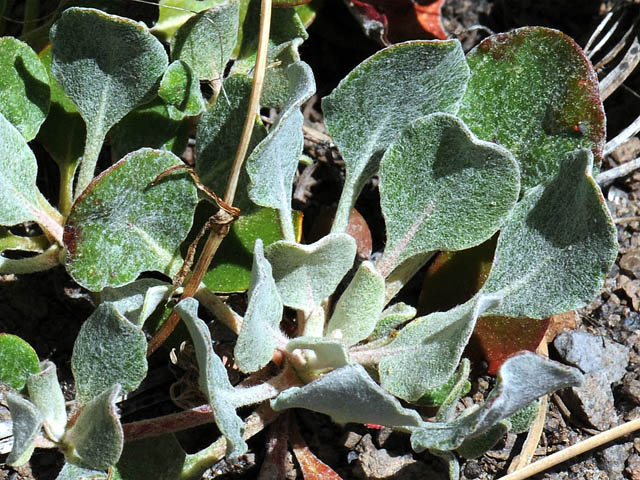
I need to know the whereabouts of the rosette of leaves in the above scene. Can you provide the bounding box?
[1,13,619,480]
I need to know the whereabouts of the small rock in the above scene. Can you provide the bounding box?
[618,275,640,311]
[554,331,630,429]
[353,434,444,480]
[621,374,640,403]
[463,459,484,478]
[342,431,363,449]
[626,453,640,480]
[620,251,640,279]
[599,443,632,480]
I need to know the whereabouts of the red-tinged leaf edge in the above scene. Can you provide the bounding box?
[472,316,551,375]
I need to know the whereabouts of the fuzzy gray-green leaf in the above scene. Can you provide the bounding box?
[235,239,284,373]
[0,112,55,228]
[66,384,123,470]
[286,337,350,371]
[0,37,50,140]
[171,0,240,81]
[378,295,500,402]
[176,297,247,458]
[64,149,198,291]
[410,352,583,452]
[271,364,422,429]
[26,361,66,441]
[115,434,186,480]
[246,61,315,241]
[327,261,385,345]
[109,98,190,161]
[158,60,205,119]
[377,113,520,276]
[265,234,356,311]
[480,149,618,318]
[323,40,470,232]
[458,27,605,191]
[196,75,266,211]
[6,393,42,466]
[369,303,416,341]
[100,278,172,328]
[56,463,108,480]
[50,7,168,146]
[72,303,148,405]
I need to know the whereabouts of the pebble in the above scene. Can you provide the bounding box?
[626,453,640,480]
[599,443,632,480]
[620,251,640,279]
[553,331,630,429]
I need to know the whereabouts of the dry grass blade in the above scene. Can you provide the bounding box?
[599,35,640,100]
[500,417,640,480]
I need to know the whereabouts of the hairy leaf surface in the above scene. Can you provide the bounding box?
[64,149,198,291]
[0,37,49,140]
[235,240,284,373]
[458,27,605,190]
[480,149,617,318]
[377,113,520,276]
[323,40,470,232]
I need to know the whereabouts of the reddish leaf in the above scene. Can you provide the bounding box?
[258,417,290,480]
[418,236,496,315]
[307,206,372,259]
[418,236,552,374]
[289,421,342,480]
[348,0,447,44]
[473,316,551,375]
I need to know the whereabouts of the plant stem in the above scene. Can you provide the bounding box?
[123,404,214,442]
[75,128,105,200]
[0,231,49,253]
[147,0,272,356]
[0,244,62,274]
[180,405,280,480]
[58,159,80,216]
[499,417,640,480]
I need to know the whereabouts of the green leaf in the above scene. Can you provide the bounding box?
[258,39,305,108]
[5,393,42,466]
[377,295,500,402]
[202,206,297,292]
[158,60,206,119]
[153,0,222,42]
[196,74,266,211]
[72,303,148,405]
[368,302,416,341]
[235,239,284,373]
[0,37,49,140]
[265,234,356,311]
[506,400,539,434]
[64,149,198,292]
[327,261,385,345]
[246,61,315,241]
[456,421,509,459]
[50,7,169,194]
[0,333,39,391]
[458,27,605,191]
[66,384,123,471]
[99,278,172,328]
[323,40,470,233]
[175,297,247,458]
[285,337,349,371]
[115,434,186,480]
[56,463,108,480]
[235,0,307,64]
[109,98,190,161]
[171,0,240,81]
[376,113,520,276]
[26,361,66,441]
[37,45,85,216]
[271,364,423,429]
[410,352,583,452]
[0,112,62,238]
[480,149,618,318]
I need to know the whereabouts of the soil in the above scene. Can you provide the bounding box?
[2,0,640,479]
